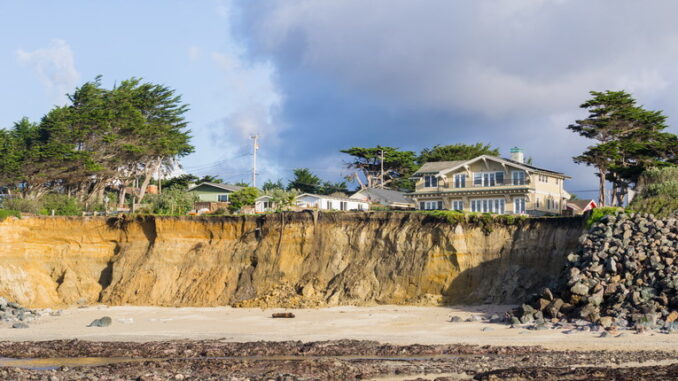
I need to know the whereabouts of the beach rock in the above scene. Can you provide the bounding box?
[87,316,112,327]
[515,211,677,329]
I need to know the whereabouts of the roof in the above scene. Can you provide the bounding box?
[412,156,569,179]
[567,199,596,210]
[413,161,466,176]
[297,193,367,203]
[351,188,414,205]
[187,182,243,193]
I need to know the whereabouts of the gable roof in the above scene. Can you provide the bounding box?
[187,182,243,193]
[567,199,596,210]
[351,188,414,205]
[412,161,467,177]
[413,155,570,179]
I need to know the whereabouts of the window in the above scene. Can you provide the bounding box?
[263,201,273,209]
[326,200,334,209]
[470,199,505,214]
[514,197,526,214]
[452,200,464,211]
[424,175,438,187]
[420,200,443,210]
[454,174,466,188]
[357,203,364,211]
[536,197,540,208]
[217,194,229,202]
[472,172,505,187]
[340,201,348,211]
[512,171,526,185]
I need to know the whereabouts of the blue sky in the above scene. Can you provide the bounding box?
[2,1,678,197]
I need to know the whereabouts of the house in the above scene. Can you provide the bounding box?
[408,147,571,215]
[566,199,597,215]
[254,195,275,213]
[296,193,369,211]
[187,182,243,212]
[350,188,415,209]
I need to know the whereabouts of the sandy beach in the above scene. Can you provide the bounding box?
[3,305,676,352]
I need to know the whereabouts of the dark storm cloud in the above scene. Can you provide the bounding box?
[232,0,678,193]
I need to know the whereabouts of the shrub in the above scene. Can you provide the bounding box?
[40,194,83,216]
[2,198,42,214]
[228,187,261,212]
[630,167,678,217]
[146,185,199,215]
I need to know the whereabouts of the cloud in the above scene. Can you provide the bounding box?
[16,39,80,105]
[230,0,678,190]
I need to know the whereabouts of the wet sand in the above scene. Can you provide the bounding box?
[2,305,676,351]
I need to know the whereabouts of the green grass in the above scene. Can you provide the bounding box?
[0,209,21,220]
[585,206,624,228]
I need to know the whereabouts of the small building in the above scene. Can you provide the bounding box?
[408,148,571,215]
[350,188,415,209]
[254,195,275,213]
[566,199,597,215]
[296,193,369,211]
[187,182,243,212]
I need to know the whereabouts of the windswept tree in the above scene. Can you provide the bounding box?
[341,146,417,190]
[287,168,321,194]
[418,143,499,164]
[568,90,676,206]
[0,76,194,206]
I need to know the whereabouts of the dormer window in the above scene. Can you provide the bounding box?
[424,175,438,187]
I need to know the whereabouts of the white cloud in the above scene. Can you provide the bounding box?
[16,39,80,105]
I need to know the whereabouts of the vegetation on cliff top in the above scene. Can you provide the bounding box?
[629,167,678,217]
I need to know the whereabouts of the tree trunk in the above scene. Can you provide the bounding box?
[118,182,128,209]
[136,158,161,205]
[597,167,606,207]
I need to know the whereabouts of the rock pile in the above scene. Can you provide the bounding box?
[0,297,41,328]
[517,212,677,331]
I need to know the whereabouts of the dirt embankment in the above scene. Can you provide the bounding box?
[0,212,583,308]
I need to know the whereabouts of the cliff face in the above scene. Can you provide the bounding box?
[0,212,584,308]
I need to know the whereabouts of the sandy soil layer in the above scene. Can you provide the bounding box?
[2,305,677,351]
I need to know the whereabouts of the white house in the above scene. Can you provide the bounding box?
[254,195,275,213]
[296,193,369,211]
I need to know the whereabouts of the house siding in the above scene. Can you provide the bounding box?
[410,156,569,215]
[188,184,235,202]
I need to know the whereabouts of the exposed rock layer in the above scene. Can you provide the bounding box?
[0,212,583,308]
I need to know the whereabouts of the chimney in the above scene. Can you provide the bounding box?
[510,147,524,164]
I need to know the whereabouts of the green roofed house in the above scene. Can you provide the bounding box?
[187,182,243,212]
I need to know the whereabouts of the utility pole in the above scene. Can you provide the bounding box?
[380,149,385,189]
[251,135,259,188]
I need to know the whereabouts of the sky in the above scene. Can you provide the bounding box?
[2,1,678,198]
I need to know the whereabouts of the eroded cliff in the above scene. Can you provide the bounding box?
[0,212,584,308]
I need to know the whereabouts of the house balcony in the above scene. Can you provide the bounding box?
[411,183,530,197]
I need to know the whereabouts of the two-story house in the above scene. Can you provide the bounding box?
[408,148,570,215]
